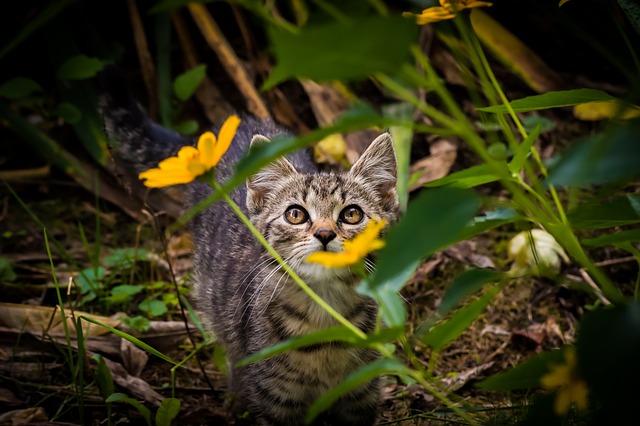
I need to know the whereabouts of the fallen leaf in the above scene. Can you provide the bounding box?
[0,407,48,425]
[573,101,640,121]
[121,338,149,377]
[101,355,164,407]
[409,139,457,191]
[440,362,495,391]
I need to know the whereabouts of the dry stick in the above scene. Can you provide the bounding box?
[188,3,271,119]
[126,0,158,120]
[170,10,234,123]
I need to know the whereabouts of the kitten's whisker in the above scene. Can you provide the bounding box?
[232,257,278,319]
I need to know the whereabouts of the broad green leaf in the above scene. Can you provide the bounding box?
[0,77,42,99]
[438,268,501,316]
[0,257,17,282]
[458,206,521,240]
[77,267,107,295]
[423,286,499,351]
[357,261,418,327]
[509,124,541,174]
[567,194,640,228]
[57,55,107,80]
[618,0,640,37]
[306,358,412,423]
[577,301,640,422]
[106,393,152,426]
[139,298,168,317]
[476,88,618,114]
[120,315,151,333]
[476,349,566,390]
[103,248,150,268]
[92,354,114,399]
[263,15,418,89]
[424,163,505,188]
[547,119,640,187]
[106,285,145,304]
[55,102,82,124]
[156,398,181,426]
[582,228,640,247]
[372,187,481,287]
[174,64,207,101]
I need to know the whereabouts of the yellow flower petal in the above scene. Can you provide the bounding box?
[307,219,387,268]
[197,131,217,169]
[210,115,241,168]
[137,115,241,188]
[405,0,492,25]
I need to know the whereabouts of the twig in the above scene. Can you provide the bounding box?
[126,0,158,120]
[170,10,234,123]
[188,3,270,119]
[578,268,612,305]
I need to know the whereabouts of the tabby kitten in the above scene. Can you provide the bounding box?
[100,75,399,425]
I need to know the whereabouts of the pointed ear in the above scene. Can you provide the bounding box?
[246,135,298,215]
[349,133,397,199]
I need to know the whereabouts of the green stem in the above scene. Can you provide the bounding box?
[211,180,367,340]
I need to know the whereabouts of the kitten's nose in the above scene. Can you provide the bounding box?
[314,228,336,247]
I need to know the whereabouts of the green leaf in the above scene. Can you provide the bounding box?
[424,163,504,188]
[173,64,207,101]
[172,120,199,135]
[384,102,414,213]
[0,77,42,99]
[263,15,418,89]
[156,398,181,426]
[55,102,82,124]
[92,354,114,399]
[372,187,481,288]
[423,286,499,351]
[57,55,107,80]
[106,393,152,426]
[103,248,149,269]
[618,0,640,37]
[547,119,640,187]
[77,267,107,295]
[577,301,640,422]
[582,228,640,247]
[106,285,145,304]
[306,358,412,423]
[458,207,521,240]
[476,348,566,390]
[438,268,500,316]
[476,88,618,114]
[120,315,151,333]
[0,257,17,282]
[139,298,168,317]
[567,194,640,228]
[509,124,541,174]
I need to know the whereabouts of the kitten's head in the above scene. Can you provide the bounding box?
[246,133,399,285]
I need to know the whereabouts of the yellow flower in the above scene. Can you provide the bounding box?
[541,347,589,415]
[139,115,241,188]
[404,0,493,25]
[307,219,387,268]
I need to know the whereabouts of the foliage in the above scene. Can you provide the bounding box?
[2,0,639,424]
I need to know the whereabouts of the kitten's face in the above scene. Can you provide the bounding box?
[247,134,399,285]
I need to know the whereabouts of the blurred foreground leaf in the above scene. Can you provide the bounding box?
[173,64,207,101]
[547,119,640,187]
[264,15,417,89]
[477,349,566,391]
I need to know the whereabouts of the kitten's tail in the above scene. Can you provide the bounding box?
[98,66,192,174]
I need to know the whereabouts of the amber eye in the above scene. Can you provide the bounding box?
[339,205,364,225]
[284,205,309,225]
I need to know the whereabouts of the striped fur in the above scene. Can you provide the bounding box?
[100,71,399,425]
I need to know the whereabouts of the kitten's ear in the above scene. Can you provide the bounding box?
[350,133,398,200]
[246,135,298,215]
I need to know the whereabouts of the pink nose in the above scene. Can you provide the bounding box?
[314,229,336,247]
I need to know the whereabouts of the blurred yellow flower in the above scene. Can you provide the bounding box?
[541,347,589,415]
[307,219,387,268]
[404,0,493,25]
[507,229,569,277]
[139,115,241,188]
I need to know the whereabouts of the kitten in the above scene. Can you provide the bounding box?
[100,72,399,425]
